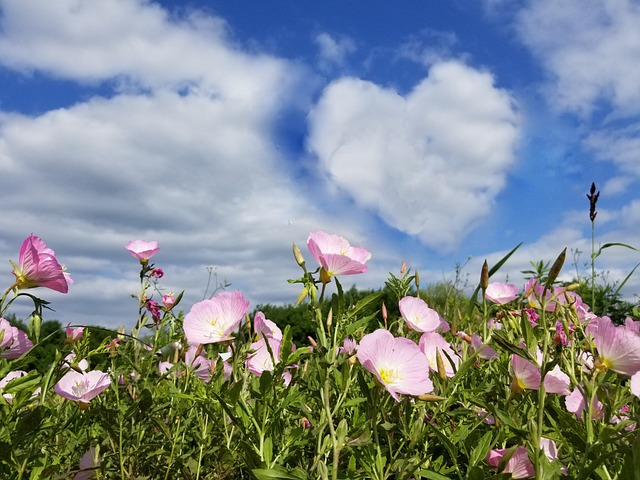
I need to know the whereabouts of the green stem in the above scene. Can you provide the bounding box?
[321,380,340,480]
[591,221,596,310]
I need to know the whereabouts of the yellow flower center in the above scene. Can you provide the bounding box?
[379,367,398,385]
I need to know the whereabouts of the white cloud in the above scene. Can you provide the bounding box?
[0,0,297,108]
[307,60,520,250]
[516,0,640,117]
[0,0,395,328]
[314,32,356,70]
[515,0,640,192]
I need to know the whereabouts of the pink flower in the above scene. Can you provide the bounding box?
[1,326,33,359]
[510,355,541,392]
[125,240,159,263]
[339,337,358,356]
[54,369,111,404]
[149,267,164,278]
[65,325,84,342]
[0,370,27,403]
[146,299,161,322]
[565,387,604,420]
[0,318,14,349]
[419,332,460,377]
[592,316,640,376]
[485,446,534,478]
[470,334,498,360]
[356,329,433,402]
[631,371,640,399]
[485,282,519,304]
[158,361,174,375]
[246,337,282,377]
[162,293,176,309]
[306,231,371,277]
[253,311,282,341]
[544,364,571,396]
[399,296,443,333]
[11,234,70,293]
[185,345,213,382]
[183,291,249,345]
[74,447,100,480]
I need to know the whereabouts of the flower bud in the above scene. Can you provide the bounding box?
[480,260,489,292]
[292,242,306,268]
[295,286,308,306]
[418,394,445,402]
[546,248,567,286]
[436,348,447,381]
[415,270,420,289]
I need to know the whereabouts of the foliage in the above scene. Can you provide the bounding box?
[0,232,639,480]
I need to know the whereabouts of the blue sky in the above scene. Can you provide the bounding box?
[1,0,639,328]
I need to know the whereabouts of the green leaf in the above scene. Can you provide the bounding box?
[414,469,451,480]
[345,291,384,320]
[469,431,493,467]
[263,437,273,465]
[593,242,638,259]
[252,467,305,480]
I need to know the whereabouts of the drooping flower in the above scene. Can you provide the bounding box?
[419,332,460,377]
[125,240,159,263]
[306,231,371,277]
[253,311,282,341]
[485,446,534,479]
[54,369,111,404]
[485,282,519,304]
[11,234,70,293]
[146,299,161,322]
[356,329,433,402]
[246,337,282,377]
[183,291,250,345]
[399,296,444,333]
[592,316,640,376]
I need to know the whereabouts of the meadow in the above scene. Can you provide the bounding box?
[1,188,639,479]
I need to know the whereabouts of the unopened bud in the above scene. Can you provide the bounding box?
[326,308,333,328]
[480,260,489,292]
[546,248,567,286]
[292,242,306,268]
[295,286,308,306]
[436,348,447,381]
[300,417,312,429]
[400,261,407,277]
[307,336,318,348]
[418,394,445,402]
[381,302,388,323]
[565,283,580,291]
[415,270,420,289]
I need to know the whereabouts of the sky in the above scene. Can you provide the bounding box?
[1,0,640,329]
